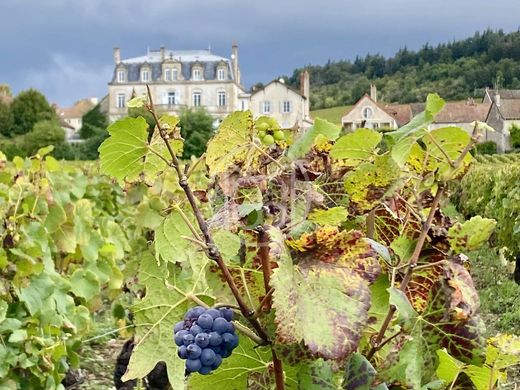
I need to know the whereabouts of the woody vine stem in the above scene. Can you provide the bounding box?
[144,85,288,388]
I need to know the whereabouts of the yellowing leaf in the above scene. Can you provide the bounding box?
[448,216,496,253]
[308,207,348,226]
[330,128,382,165]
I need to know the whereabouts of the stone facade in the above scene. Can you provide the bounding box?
[107,45,311,128]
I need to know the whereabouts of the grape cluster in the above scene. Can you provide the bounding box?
[173,306,238,375]
[256,121,285,145]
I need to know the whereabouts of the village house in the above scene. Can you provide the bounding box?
[342,85,511,152]
[55,98,98,143]
[107,44,311,128]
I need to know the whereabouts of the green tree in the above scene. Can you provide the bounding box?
[80,104,108,139]
[179,108,214,158]
[510,124,520,149]
[10,89,56,136]
[22,120,65,156]
[0,100,13,137]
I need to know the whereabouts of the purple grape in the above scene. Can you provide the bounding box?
[186,344,202,359]
[212,354,223,369]
[174,330,188,346]
[208,331,222,347]
[183,333,195,346]
[190,324,203,336]
[206,308,222,319]
[221,349,231,358]
[197,313,213,330]
[198,365,213,375]
[195,333,210,348]
[177,345,187,359]
[212,317,229,333]
[200,348,216,366]
[186,358,201,373]
[192,306,205,317]
[174,321,185,333]
[221,332,235,347]
[227,321,235,333]
[219,307,234,321]
[211,345,223,355]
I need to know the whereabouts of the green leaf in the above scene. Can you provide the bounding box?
[294,359,337,389]
[154,211,194,263]
[344,155,400,213]
[126,95,147,108]
[213,230,241,261]
[189,336,272,389]
[122,252,197,388]
[70,269,100,300]
[36,145,55,157]
[390,129,427,167]
[390,235,416,263]
[308,207,349,226]
[99,116,149,181]
[343,353,379,390]
[270,228,378,360]
[44,203,67,233]
[435,349,465,383]
[388,287,418,325]
[330,128,382,165]
[288,118,340,159]
[447,216,496,253]
[206,111,255,176]
[18,273,55,315]
[464,365,499,390]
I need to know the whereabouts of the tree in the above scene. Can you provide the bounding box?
[510,124,520,149]
[10,89,56,136]
[179,108,214,158]
[0,101,13,137]
[22,120,65,156]
[80,104,108,139]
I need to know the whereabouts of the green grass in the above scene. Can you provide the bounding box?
[310,105,351,126]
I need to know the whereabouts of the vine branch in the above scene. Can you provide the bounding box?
[145,85,270,345]
[367,184,445,360]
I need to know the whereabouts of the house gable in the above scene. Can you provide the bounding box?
[341,95,395,129]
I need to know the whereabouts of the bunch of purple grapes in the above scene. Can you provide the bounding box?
[174,306,239,375]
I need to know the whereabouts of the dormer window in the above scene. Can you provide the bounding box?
[165,68,171,81]
[193,69,201,81]
[217,68,226,81]
[117,69,126,83]
[141,69,150,82]
[172,69,178,80]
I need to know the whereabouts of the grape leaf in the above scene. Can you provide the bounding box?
[189,336,272,390]
[69,269,100,300]
[344,155,400,213]
[205,110,256,176]
[308,207,348,226]
[343,353,382,390]
[447,216,496,253]
[295,359,337,390]
[288,118,340,159]
[388,287,417,325]
[330,128,382,165]
[121,252,195,388]
[44,203,67,233]
[213,230,241,261]
[155,211,195,263]
[99,117,149,181]
[435,349,465,384]
[271,227,378,360]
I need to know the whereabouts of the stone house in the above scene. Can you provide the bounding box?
[107,44,311,128]
[56,98,98,143]
[483,89,520,152]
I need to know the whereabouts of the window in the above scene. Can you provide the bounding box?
[262,101,271,114]
[141,69,149,82]
[168,92,176,106]
[165,69,171,81]
[282,101,291,113]
[217,68,225,81]
[217,91,226,107]
[241,100,245,110]
[193,69,201,81]
[117,93,126,108]
[117,70,125,83]
[193,92,201,107]
[362,107,373,119]
[172,69,178,80]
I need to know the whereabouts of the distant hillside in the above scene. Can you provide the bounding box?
[287,29,520,109]
[310,105,351,125]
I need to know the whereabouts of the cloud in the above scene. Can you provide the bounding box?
[20,55,113,106]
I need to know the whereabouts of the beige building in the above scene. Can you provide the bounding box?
[56,98,98,142]
[483,89,519,152]
[248,71,311,128]
[107,45,312,128]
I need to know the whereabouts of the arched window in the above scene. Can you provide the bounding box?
[362,107,373,119]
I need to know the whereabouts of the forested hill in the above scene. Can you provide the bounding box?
[286,29,520,109]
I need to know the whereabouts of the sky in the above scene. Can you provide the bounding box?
[1,0,520,107]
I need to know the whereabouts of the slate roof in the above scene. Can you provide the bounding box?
[112,49,234,83]
[434,101,491,123]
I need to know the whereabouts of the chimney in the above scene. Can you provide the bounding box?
[300,70,310,99]
[231,41,240,84]
[160,46,165,61]
[113,47,121,64]
[370,84,377,102]
[495,93,501,107]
